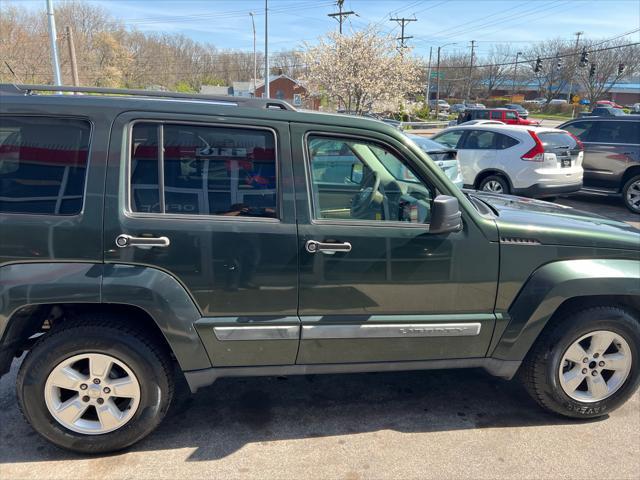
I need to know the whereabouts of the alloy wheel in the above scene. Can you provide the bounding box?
[483,180,504,193]
[558,330,632,403]
[44,353,141,435]
[625,179,640,212]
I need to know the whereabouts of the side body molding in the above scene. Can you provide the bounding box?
[491,259,640,361]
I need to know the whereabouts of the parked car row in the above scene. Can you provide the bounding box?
[417,115,640,214]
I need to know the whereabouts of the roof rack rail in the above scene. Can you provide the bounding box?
[0,83,296,111]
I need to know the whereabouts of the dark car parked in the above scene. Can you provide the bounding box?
[1,84,639,454]
[559,116,640,213]
[503,103,529,119]
[579,106,627,118]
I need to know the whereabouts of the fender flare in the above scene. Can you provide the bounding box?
[491,259,640,361]
[0,262,211,373]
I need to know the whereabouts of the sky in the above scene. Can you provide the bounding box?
[6,0,640,58]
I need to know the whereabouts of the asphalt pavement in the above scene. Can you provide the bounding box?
[1,195,639,480]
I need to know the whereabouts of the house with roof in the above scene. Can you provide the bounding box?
[254,73,319,109]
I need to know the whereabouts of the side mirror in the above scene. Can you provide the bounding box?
[429,195,462,234]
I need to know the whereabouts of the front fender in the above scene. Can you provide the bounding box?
[491,259,640,361]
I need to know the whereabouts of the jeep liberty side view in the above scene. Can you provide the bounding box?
[1,84,639,454]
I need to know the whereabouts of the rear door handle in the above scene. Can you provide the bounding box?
[305,240,352,255]
[115,234,170,248]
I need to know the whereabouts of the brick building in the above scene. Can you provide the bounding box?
[254,74,319,109]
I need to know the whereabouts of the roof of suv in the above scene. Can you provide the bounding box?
[0,83,401,135]
[563,115,640,122]
[444,124,564,134]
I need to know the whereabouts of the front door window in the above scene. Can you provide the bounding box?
[308,136,433,224]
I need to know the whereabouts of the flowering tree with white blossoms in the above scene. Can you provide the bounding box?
[301,28,423,114]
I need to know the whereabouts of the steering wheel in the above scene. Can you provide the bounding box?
[351,172,381,218]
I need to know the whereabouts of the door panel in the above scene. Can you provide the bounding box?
[291,124,499,364]
[104,112,299,367]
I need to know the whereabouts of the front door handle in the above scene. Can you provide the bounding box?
[305,240,352,255]
[115,234,170,248]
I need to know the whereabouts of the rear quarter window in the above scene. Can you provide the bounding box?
[0,116,91,215]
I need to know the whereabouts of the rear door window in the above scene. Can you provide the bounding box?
[463,130,497,150]
[130,122,277,218]
[0,116,91,215]
[490,111,503,120]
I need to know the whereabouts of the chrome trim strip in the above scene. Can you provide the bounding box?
[302,323,482,339]
[213,325,300,341]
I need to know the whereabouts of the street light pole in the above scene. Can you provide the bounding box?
[566,31,583,103]
[264,0,269,99]
[46,0,62,87]
[425,46,433,105]
[512,51,522,99]
[249,12,257,97]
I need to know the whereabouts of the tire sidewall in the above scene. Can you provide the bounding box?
[543,311,640,418]
[622,175,640,214]
[19,327,170,453]
[480,175,510,194]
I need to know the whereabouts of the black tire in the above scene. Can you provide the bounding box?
[622,174,640,214]
[521,306,640,419]
[478,175,511,195]
[17,315,174,453]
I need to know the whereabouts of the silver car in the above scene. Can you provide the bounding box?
[407,134,464,188]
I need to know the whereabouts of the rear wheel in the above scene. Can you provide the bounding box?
[17,316,174,453]
[622,175,640,214]
[521,306,640,418]
[479,175,510,194]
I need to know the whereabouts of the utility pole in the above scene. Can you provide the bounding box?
[566,31,583,103]
[435,46,442,117]
[390,16,417,50]
[328,0,355,34]
[425,46,433,104]
[465,40,475,102]
[435,42,456,117]
[46,0,62,87]
[264,0,269,99]
[249,12,257,97]
[65,26,79,87]
[511,51,522,98]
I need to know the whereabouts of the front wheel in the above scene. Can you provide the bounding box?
[622,175,640,214]
[521,306,640,418]
[17,317,174,453]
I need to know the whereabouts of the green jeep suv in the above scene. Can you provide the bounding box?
[1,84,639,454]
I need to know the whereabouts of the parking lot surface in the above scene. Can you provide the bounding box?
[1,358,639,480]
[1,196,639,480]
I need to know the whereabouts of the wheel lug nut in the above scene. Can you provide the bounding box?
[93,378,101,385]
[599,361,605,367]
[79,384,87,390]
[582,368,588,374]
[82,396,90,402]
[582,357,589,363]
[97,398,104,405]
[103,387,111,394]
[593,353,599,359]
[591,370,598,376]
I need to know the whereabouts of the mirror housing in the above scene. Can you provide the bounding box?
[429,195,463,234]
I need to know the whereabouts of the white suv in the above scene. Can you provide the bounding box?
[431,125,584,197]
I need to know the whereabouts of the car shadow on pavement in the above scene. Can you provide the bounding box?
[0,364,606,463]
